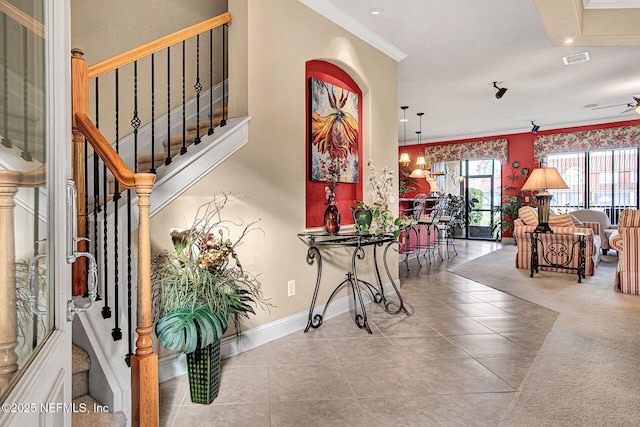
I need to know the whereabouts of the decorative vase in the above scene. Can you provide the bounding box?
[353,208,373,232]
[324,203,341,234]
[186,339,222,404]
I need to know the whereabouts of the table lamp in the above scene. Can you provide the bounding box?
[520,167,568,233]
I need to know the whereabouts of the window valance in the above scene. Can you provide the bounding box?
[534,125,640,162]
[426,139,507,164]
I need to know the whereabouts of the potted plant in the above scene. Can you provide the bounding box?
[351,160,411,237]
[152,194,270,404]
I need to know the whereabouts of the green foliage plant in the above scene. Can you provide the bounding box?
[153,194,271,354]
[351,161,411,238]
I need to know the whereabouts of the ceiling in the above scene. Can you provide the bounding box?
[299,0,640,144]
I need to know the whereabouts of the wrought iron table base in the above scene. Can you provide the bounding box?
[529,231,586,283]
[303,237,409,334]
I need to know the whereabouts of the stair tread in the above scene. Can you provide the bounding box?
[72,395,126,427]
[72,345,91,374]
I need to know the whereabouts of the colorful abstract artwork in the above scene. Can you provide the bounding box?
[309,77,359,183]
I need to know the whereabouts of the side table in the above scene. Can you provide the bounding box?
[528,231,587,283]
[298,231,409,334]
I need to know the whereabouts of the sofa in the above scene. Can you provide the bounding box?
[608,210,640,295]
[513,206,601,276]
[570,209,618,254]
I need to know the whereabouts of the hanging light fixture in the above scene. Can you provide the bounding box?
[409,112,427,179]
[398,106,411,166]
[414,113,426,168]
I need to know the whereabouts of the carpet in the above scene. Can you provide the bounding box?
[449,245,640,427]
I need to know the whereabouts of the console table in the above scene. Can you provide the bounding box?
[297,231,409,334]
[528,231,587,283]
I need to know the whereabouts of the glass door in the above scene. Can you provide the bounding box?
[1,1,72,424]
[464,159,501,240]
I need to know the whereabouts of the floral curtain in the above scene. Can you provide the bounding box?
[425,139,508,163]
[534,125,640,162]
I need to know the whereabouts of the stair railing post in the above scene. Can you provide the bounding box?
[130,172,158,427]
[71,48,88,296]
[0,171,19,395]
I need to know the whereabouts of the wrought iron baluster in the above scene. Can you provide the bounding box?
[111,68,123,340]
[165,46,172,165]
[181,40,187,155]
[208,28,214,135]
[132,61,140,173]
[101,158,110,319]
[2,14,10,148]
[92,77,102,301]
[221,23,228,127]
[194,34,202,145]
[21,27,31,161]
[149,53,156,173]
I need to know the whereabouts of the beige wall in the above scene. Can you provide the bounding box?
[71,0,228,65]
[151,0,399,331]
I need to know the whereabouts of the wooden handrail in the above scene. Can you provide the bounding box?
[0,0,44,38]
[74,112,136,189]
[87,11,231,80]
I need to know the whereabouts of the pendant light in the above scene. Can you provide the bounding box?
[409,113,427,179]
[398,106,411,166]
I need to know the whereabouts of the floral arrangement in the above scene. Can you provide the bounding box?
[352,160,411,237]
[152,194,270,354]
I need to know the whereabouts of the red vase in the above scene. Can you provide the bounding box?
[324,203,341,234]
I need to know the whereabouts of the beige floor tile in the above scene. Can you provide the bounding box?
[441,392,518,427]
[197,365,268,404]
[264,338,338,365]
[269,364,354,401]
[358,395,467,426]
[446,334,534,358]
[421,359,516,394]
[477,356,537,389]
[176,402,270,427]
[446,302,512,316]
[270,399,369,427]
[427,316,495,335]
[341,361,436,397]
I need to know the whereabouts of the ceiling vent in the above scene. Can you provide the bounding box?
[562,52,590,65]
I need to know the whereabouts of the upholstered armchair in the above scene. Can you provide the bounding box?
[570,209,618,254]
[513,206,601,276]
[609,210,640,295]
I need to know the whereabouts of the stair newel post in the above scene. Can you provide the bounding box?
[130,172,158,427]
[71,48,88,297]
[0,171,19,395]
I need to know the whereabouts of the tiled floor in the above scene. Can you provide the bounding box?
[159,240,559,426]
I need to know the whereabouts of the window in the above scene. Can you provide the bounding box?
[546,148,639,224]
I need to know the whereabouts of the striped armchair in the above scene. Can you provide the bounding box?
[609,210,640,295]
[513,206,601,276]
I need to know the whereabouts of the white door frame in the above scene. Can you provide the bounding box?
[0,0,73,425]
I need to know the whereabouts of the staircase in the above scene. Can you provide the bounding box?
[71,345,126,426]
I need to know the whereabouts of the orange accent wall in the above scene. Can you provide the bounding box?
[306,60,363,228]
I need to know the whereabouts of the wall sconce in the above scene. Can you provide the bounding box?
[493,81,508,99]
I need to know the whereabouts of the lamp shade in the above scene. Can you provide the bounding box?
[399,150,411,166]
[520,167,569,191]
[409,168,427,179]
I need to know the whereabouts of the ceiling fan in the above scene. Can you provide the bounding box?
[591,96,640,114]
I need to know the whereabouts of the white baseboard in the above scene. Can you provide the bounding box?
[158,279,401,383]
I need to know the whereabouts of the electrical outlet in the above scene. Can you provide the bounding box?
[287,280,295,297]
